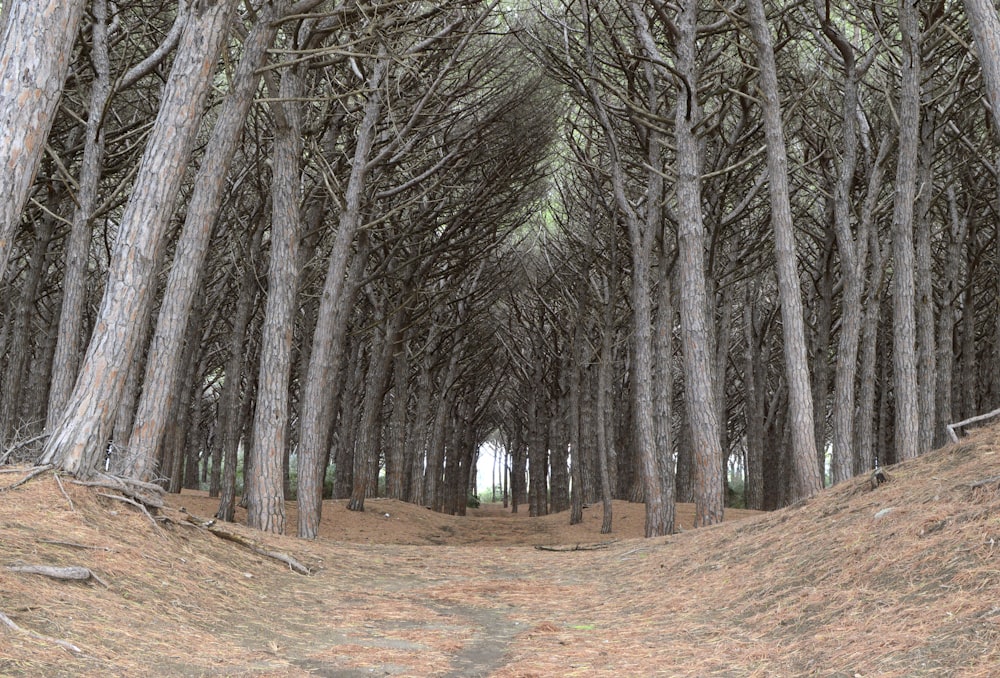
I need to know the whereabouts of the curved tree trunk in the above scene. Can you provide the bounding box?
[124,1,287,482]
[0,0,88,283]
[40,0,240,476]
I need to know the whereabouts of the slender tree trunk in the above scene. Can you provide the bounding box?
[675,0,723,526]
[746,0,823,500]
[216,221,264,520]
[347,309,404,513]
[41,0,240,476]
[47,0,112,429]
[568,325,584,525]
[914,113,936,454]
[125,2,286,482]
[818,0,867,484]
[298,57,386,536]
[246,63,306,534]
[0,0,88,282]
[890,0,922,462]
[1,210,56,443]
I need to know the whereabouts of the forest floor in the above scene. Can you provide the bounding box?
[2,429,1000,676]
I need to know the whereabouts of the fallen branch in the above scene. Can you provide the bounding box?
[37,538,113,552]
[0,609,83,655]
[96,491,166,537]
[0,464,54,492]
[183,514,311,575]
[72,473,165,509]
[6,564,109,588]
[534,540,618,552]
[946,407,1000,443]
[53,472,75,512]
[965,475,1000,490]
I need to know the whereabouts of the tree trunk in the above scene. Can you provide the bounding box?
[746,0,823,501]
[347,309,404,513]
[964,0,1000,141]
[890,0,922,462]
[298,56,386,535]
[40,0,240,476]
[125,2,286,482]
[216,220,264,520]
[675,0,724,527]
[246,62,306,534]
[0,0,87,282]
[46,0,112,430]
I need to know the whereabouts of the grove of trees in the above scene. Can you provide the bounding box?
[2,0,1000,538]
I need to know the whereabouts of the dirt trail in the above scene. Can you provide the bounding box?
[4,431,1000,676]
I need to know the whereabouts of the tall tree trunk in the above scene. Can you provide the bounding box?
[890,0,922,462]
[914,112,936,454]
[1,209,57,444]
[0,0,87,282]
[216,220,264,520]
[675,0,724,526]
[298,56,386,536]
[347,309,404,513]
[40,0,240,476]
[746,0,823,501]
[568,325,584,525]
[818,0,868,484]
[47,0,112,429]
[125,2,287,482]
[246,63,306,534]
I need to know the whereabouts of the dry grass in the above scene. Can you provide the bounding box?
[2,428,1000,676]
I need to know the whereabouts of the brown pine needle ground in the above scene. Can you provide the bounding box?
[2,428,999,676]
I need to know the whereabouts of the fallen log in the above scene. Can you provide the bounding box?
[5,564,109,588]
[534,540,618,552]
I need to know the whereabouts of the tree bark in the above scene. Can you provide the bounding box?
[298,56,386,536]
[0,0,88,283]
[746,0,823,501]
[40,0,240,476]
[125,1,287,482]
[46,0,112,430]
[246,62,306,534]
[890,0,922,462]
[675,0,724,527]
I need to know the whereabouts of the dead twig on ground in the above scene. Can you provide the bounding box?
[53,472,75,512]
[0,609,84,655]
[96,492,166,538]
[6,564,110,588]
[0,464,54,491]
[37,538,113,552]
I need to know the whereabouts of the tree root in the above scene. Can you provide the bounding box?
[0,609,84,655]
[181,513,311,575]
[71,473,165,509]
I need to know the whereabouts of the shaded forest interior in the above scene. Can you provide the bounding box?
[3,0,1000,538]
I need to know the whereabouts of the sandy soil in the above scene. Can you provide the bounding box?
[2,428,1000,676]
